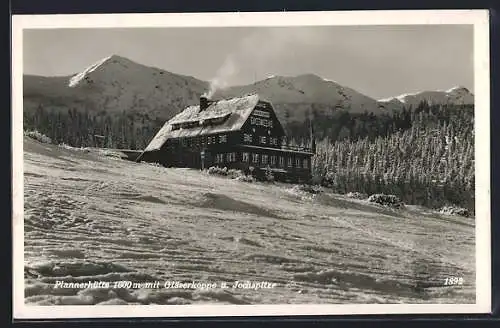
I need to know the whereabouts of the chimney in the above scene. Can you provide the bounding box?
[200,96,209,112]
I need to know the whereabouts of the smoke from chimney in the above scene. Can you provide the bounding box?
[206,54,237,98]
[205,28,321,98]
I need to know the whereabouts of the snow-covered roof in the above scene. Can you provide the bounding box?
[144,94,261,152]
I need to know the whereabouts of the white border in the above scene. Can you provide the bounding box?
[12,10,491,319]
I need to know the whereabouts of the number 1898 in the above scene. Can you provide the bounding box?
[444,277,464,286]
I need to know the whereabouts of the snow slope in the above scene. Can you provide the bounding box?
[68,56,113,88]
[23,137,475,305]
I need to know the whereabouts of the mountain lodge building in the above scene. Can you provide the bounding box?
[138,94,316,182]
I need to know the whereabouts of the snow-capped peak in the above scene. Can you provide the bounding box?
[445,86,470,93]
[377,96,400,103]
[446,86,461,93]
[395,92,423,104]
[68,55,113,87]
[321,77,338,84]
[377,85,474,109]
[377,92,420,104]
[378,86,472,104]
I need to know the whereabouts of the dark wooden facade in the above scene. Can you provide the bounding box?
[139,95,315,183]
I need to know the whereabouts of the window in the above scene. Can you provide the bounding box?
[242,152,250,162]
[252,153,259,164]
[303,158,309,168]
[207,136,213,145]
[226,152,236,162]
[244,133,253,143]
[270,156,277,166]
[215,153,224,164]
[262,154,268,165]
[270,137,278,146]
[259,136,267,144]
[251,116,273,128]
[219,134,227,143]
[296,158,301,168]
[279,156,284,167]
[287,157,293,167]
[253,109,270,118]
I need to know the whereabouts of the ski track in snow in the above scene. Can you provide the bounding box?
[22,137,475,306]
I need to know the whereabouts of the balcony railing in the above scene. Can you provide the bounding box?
[279,144,314,153]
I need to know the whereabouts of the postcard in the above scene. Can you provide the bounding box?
[12,10,491,319]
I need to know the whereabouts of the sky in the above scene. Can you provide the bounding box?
[23,25,473,100]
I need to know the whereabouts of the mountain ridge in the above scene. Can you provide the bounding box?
[378,86,474,109]
[23,54,474,124]
[24,55,209,119]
